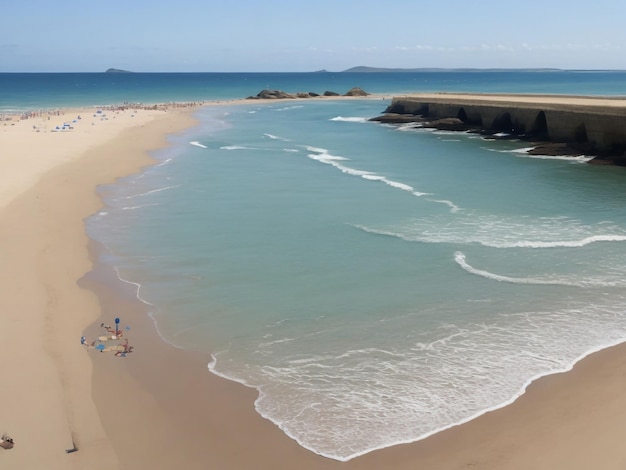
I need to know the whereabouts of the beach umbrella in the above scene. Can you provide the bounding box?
[95,344,105,352]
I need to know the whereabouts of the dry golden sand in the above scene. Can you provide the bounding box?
[2,96,626,469]
[0,106,197,469]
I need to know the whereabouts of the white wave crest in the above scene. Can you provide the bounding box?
[189,141,207,148]
[396,123,424,132]
[505,234,626,248]
[124,185,180,199]
[273,105,304,112]
[220,145,256,150]
[381,179,414,192]
[353,213,626,249]
[361,174,385,181]
[485,146,594,163]
[307,152,349,163]
[112,266,154,306]
[264,133,289,141]
[454,251,571,286]
[121,202,160,210]
[515,153,594,163]
[427,198,461,213]
[304,145,328,154]
[330,116,369,123]
[155,158,173,167]
[453,251,625,287]
[304,146,430,198]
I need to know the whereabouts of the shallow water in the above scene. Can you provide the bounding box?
[86,92,626,460]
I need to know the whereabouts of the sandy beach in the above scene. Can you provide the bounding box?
[3,97,626,470]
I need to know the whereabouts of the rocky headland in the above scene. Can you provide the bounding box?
[105,68,133,73]
[247,87,370,100]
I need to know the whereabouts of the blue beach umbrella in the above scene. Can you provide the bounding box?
[95,344,105,352]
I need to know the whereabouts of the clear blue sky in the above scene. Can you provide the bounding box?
[2,0,625,72]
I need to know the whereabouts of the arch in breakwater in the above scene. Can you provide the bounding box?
[492,112,513,133]
[532,111,548,137]
[574,123,589,143]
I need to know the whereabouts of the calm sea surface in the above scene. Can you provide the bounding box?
[6,72,626,460]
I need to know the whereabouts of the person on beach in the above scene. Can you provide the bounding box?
[115,339,134,357]
[100,322,122,337]
[0,434,14,450]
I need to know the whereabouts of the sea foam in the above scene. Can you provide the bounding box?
[330,116,369,123]
[189,141,207,148]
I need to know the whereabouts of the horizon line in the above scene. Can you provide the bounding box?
[2,67,626,74]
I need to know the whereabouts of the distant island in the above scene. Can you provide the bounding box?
[105,68,133,73]
[341,66,564,73]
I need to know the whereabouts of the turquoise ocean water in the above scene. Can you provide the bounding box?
[5,72,626,460]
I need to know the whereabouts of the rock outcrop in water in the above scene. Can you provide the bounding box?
[344,87,369,96]
[248,87,370,100]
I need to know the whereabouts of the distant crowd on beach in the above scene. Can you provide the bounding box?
[96,101,204,113]
[1,101,205,124]
[1,109,63,122]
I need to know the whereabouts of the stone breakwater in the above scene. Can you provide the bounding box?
[371,93,626,165]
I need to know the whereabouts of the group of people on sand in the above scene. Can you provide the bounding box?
[3,319,137,452]
[80,321,134,357]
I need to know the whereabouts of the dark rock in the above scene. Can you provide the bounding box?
[344,87,370,96]
[370,113,425,124]
[248,88,370,99]
[252,89,296,99]
[370,115,473,132]
[527,142,587,157]
[588,158,615,165]
[589,154,626,166]
[384,102,429,115]
[427,118,471,132]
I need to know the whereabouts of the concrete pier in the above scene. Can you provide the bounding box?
[380,93,626,161]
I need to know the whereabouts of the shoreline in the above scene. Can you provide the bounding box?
[1,93,389,120]
[3,96,626,468]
